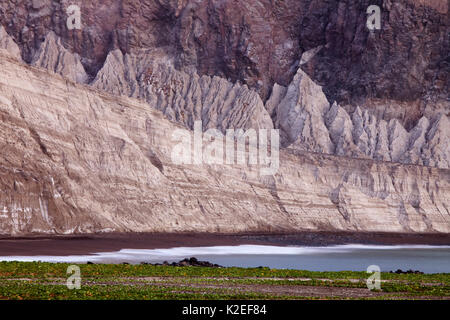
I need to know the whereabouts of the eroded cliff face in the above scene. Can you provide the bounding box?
[91,48,273,132]
[22,30,446,170]
[270,67,450,169]
[0,2,449,235]
[1,1,448,162]
[0,51,449,235]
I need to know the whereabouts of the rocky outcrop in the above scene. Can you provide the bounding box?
[0,50,449,235]
[31,31,88,83]
[269,68,450,169]
[92,49,273,131]
[275,68,334,154]
[326,106,450,169]
[90,40,450,169]
[3,25,447,170]
[0,26,21,61]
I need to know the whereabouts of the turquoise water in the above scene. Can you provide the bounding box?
[1,244,449,273]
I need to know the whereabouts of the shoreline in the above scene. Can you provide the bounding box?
[0,231,449,256]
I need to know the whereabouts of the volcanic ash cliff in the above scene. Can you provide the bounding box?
[0,1,449,235]
[0,48,449,235]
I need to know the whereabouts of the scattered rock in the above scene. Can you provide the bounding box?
[390,269,424,274]
[141,257,222,268]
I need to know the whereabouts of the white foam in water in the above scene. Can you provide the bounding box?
[1,244,449,264]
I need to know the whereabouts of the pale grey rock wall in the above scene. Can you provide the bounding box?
[0,51,449,235]
[31,32,88,84]
[0,26,21,61]
[265,84,287,119]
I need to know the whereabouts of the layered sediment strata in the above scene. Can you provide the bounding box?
[89,38,450,170]
[0,3,448,236]
[0,51,449,236]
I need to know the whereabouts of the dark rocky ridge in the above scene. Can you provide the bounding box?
[0,0,448,109]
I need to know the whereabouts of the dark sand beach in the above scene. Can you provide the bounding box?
[0,232,449,256]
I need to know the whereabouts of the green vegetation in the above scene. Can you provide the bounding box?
[0,261,448,300]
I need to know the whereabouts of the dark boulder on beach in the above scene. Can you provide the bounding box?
[141,257,222,268]
[390,269,424,274]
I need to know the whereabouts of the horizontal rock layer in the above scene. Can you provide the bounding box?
[0,51,449,235]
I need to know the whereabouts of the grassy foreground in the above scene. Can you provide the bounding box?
[0,262,448,300]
